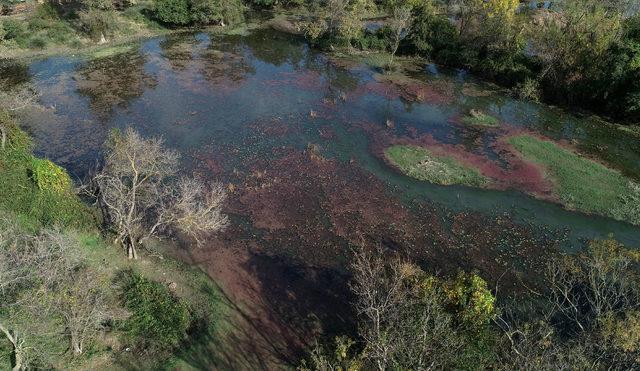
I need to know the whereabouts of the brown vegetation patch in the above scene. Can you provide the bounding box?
[373,73,455,104]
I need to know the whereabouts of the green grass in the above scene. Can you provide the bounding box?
[460,109,500,127]
[508,135,640,225]
[384,144,488,187]
[0,110,93,230]
[89,44,135,59]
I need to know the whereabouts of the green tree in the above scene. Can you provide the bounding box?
[154,0,191,26]
[117,270,191,352]
[190,0,245,26]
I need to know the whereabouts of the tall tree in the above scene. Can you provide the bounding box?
[93,128,228,259]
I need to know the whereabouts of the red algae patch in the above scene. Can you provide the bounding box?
[370,126,556,198]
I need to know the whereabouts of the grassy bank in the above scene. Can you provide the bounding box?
[508,135,640,225]
[0,1,170,60]
[0,110,230,369]
[384,144,487,187]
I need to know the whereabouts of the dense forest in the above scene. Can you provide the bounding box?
[1,0,640,370]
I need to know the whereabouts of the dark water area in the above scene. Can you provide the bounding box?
[2,28,639,287]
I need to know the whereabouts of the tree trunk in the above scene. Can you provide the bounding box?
[0,324,24,371]
[126,236,138,259]
[72,337,83,355]
[1,125,6,150]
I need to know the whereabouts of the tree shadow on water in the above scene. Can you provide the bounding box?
[175,252,355,371]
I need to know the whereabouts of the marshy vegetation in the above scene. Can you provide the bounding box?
[384,144,487,187]
[1,0,640,369]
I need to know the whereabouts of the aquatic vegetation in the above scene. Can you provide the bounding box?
[384,144,488,187]
[88,44,134,59]
[508,135,639,224]
[460,109,500,127]
[373,72,454,104]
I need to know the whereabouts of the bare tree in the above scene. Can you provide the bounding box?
[495,238,640,370]
[387,6,413,68]
[93,128,228,258]
[350,247,460,370]
[57,268,111,355]
[166,177,228,245]
[0,224,81,370]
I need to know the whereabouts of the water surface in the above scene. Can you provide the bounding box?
[10,29,640,255]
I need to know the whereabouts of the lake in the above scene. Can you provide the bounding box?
[5,27,640,368]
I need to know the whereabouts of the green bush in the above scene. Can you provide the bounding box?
[28,36,47,49]
[30,158,73,194]
[118,270,191,352]
[78,8,117,39]
[1,19,25,40]
[190,0,244,26]
[0,110,92,229]
[154,0,191,26]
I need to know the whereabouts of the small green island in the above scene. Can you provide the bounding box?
[508,135,640,225]
[384,144,488,187]
[384,136,640,226]
[460,109,500,127]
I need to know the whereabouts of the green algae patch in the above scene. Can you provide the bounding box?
[461,109,500,127]
[508,135,640,225]
[385,145,488,187]
[89,44,134,60]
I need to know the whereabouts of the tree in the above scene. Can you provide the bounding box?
[93,128,228,259]
[530,0,623,103]
[154,0,191,26]
[304,0,373,45]
[386,5,412,67]
[190,0,245,26]
[496,238,640,369]
[348,247,495,370]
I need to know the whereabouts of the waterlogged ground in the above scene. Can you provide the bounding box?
[5,28,640,368]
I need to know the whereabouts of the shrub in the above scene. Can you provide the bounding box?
[353,27,392,51]
[28,36,47,49]
[154,0,191,26]
[78,8,117,39]
[1,19,25,40]
[117,270,191,352]
[514,77,541,102]
[190,0,244,26]
[0,111,92,229]
[30,158,72,194]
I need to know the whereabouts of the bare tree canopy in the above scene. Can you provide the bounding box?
[0,220,111,370]
[93,128,228,258]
